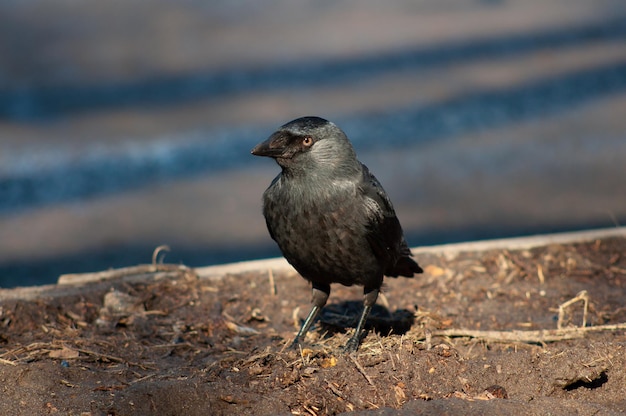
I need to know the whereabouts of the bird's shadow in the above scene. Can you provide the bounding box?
[316,301,415,339]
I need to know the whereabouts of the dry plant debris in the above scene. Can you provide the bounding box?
[0,236,625,415]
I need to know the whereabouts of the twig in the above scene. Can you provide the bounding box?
[378,292,390,310]
[0,358,17,366]
[149,342,194,349]
[326,381,347,400]
[292,307,301,329]
[58,244,197,285]
[58,264,193,285]
[557,290,589,329]
[537,264,545,285]
[298,344,310,366]
[152,245,170,265]
[268,269,277,296]
[348,354,374,386]
[75,348,151,369]
[429,322,626,344]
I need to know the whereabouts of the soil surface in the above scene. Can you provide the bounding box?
[1,235,625,415]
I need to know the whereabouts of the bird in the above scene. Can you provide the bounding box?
[251,116,422,352]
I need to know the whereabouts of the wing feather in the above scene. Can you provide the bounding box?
[359,164,422,277]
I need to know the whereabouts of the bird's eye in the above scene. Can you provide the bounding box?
[302,136,313,147]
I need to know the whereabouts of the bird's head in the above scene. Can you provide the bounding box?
[251,116,359,176]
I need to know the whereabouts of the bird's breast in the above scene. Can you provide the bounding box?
[263,178,380,285]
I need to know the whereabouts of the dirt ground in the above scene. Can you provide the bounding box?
[1,234,625,415]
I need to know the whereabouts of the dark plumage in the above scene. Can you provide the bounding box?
[251,116,422,351]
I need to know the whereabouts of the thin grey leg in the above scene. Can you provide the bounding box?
[344,288,379,352]
[291,283,330,348]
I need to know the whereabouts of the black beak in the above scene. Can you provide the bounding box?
[251,133,287,158]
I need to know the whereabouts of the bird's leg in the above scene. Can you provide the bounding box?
[291,283,330,349]
[344,288,379,352]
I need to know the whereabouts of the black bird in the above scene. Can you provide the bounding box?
[251,116,422,351]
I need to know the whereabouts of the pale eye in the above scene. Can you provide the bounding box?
[302,136,313,147]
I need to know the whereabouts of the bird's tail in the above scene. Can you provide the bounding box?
[387,256,423,278]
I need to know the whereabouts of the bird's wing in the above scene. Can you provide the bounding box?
[359,164,412,272]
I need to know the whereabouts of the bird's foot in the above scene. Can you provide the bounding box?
[342,335,361,353]
[290,337,304,351]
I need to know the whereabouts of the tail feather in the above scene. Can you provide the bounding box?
[386,256,423,278]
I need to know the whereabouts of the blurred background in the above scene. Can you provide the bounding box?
[1,0,626,287]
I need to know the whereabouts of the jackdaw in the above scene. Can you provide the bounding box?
[251,116,422,351]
